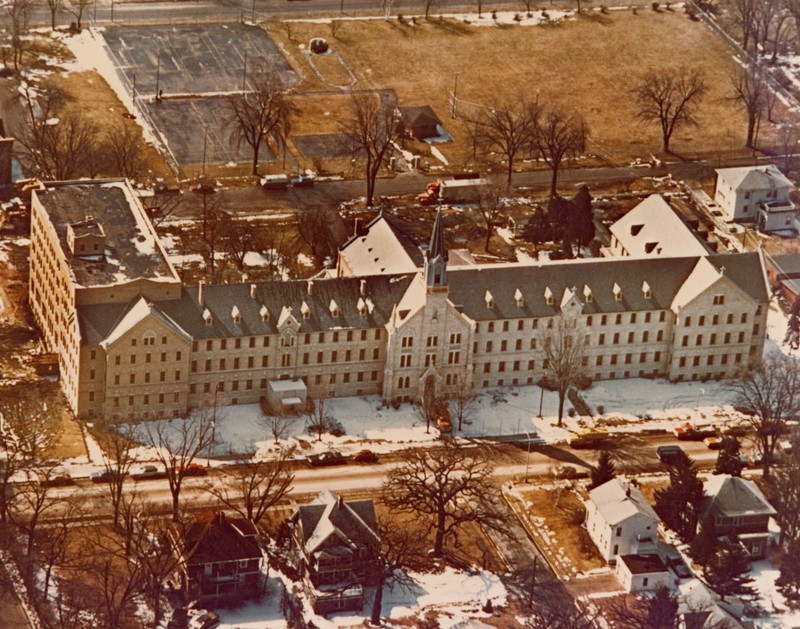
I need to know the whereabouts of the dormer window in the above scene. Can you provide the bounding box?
[544,287,554,306]
[613,283,622,301]
[203,308,213,325]
[514,288,524,308]
[301,301,311,319]
[583,285,593,303]
[642,281,652,300]
[485,290,494,309]
[357,297,367,316]
[329,300,339,317]
[231,305,241,324]
[260,305,269,321]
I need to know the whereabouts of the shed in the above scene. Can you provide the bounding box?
[398,105,443,140]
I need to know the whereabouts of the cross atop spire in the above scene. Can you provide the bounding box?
[425,208,448,290]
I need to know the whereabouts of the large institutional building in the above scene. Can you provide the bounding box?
[29,180,770,421]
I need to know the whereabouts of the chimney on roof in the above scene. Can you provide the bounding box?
[360,279,366,296]
[307,279,314,295]
[250,283,257,299]
[85,214,94,224]
[198,281,204,305]
[626,486,631,498]
[353,217,361,237]
[337,494,344,508]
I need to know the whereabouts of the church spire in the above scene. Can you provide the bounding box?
[425,208,448,290]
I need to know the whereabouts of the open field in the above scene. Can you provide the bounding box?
[271,8,793,167]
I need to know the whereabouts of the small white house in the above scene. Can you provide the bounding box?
[615,554,673,593]
[584,477,660,563]
[714,165,793,224]
[608,194,709,258]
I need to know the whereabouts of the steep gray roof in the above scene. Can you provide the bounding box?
[447,252,766,321]
[701,475,776,520]
[293,491,379,555]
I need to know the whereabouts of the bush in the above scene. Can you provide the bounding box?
[568,407,576,417]
[514,12,522,21]
[632,6,638,14]
[652,1,660,9]
[600,4,608,12]
[569,505,587,525]
[491,10,497,19]
[597,404,605,415]
[397,13,404,21]
[411,15,417,24]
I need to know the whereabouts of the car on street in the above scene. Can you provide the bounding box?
[656,444,686,465]
[131,465,166,481]
[673,423,717,441]
[188,611,220,629]
[89,468,125,483]
[39,470,74,487]
[176,463,207,477]
[666,555,692,579]
[704,436,723,450]
[307,450,347,467]
[291,174,315,187]
[352,449,378,463]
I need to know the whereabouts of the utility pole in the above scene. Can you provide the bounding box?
[202,127,208,175]
[155,53,161,102]
[242,50,248,93]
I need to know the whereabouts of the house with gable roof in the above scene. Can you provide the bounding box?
[714,165,794,226]
[699,475,776,559]
[397,105,443,140]
[585,477,660,563]
[289,490,380,614]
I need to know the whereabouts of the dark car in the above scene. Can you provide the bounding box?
[89,468,124,483]
[352,449,378,464]
[188,611,220,629]
[291,174,315,187]
[307,451,346,467]
[656,445,686,465]
[176,463,207,477]
[39,471,74,487]
[666,555,692,579]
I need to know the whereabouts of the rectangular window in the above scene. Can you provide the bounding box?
[221,339,227,350]
[207,340,213,351]
[262,356,268,367]
[303,353,309,365]
[205,359,211,371]
[486,341,493,352]
[331,351,338,362]
[249,337,256,348]
[175,370,181,380]
[615,314,622,325]
[627,332,634,343]
[630,313,636,324]
[645,312,651,323]
[235,338,241,349]
[160,371,166,382]
[599,334,605,345]
[233,357,240,369]
[679,357,686,367]
[596,356,603,366]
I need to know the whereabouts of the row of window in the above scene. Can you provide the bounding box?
[680,329,757,347]
[108,370,182,384]
[683,309,760,327]
[111,391,181,407]
[110,351,182,366]
[188,328,383,353]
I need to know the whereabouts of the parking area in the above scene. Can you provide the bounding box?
[102,24,297,171]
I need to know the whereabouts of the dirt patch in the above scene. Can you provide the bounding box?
[506,485,604,577]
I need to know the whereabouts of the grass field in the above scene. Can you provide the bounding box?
[271,8,793,168]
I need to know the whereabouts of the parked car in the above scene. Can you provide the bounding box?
[352,449,378,464]
[89,468,124,483]
[568,428,609,449]
[259,174,290,190]
[656,445,686,465]
[673,423,717,441]
[704,436,723,450]
[291,174,315,187]
[307,451,346,467]
[39,470,74,487]
[176,463,207,477]
[131,465,165,481]
[188,611,220,629]
[666,555,692,579]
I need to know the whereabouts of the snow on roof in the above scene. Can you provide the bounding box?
[702,475,776,518]
[394,275,428,323]
[588,477,659,526]
[610,195,709,258]
[268,379,306,393]
[670,257,722,310]
[716,164,793,192]
[338,215,419,276]
[100,296,193,348]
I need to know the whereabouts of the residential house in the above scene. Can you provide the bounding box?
[764,251,800,303]
[615,553,673,593]
[608,194,710,258]
[678,579,749,629]
[397,105,443,140]
[699,475,776,559]
[289,490,380,614]
[585,477,660,563]
[169,511,266,606]
[714,165,793,225]
[29,181,769,421]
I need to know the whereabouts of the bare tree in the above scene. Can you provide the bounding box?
[423,0,436,19]
[203,451,294,525]
[102,122,147,181]
[259,406,295,444]
[758,0,791,62]
[44,0,63,30]
[605,587,678,629]
[772,433,800,547]
[305,392,337,441]
[476,177,507,253]
[730,63,769,149]
[524,584,599,628]
[9,463,65,561]
[296,207,338,265]
[632,67,708,154]
[532,105,588,197]
[6,0,32,71]
[224,64,291,176]
[144,408,217,521]
[472,96,539,185]
[727,354,800,479]
[144,191,184,228]
[67,0,91,29]
[221,215,260,271]
[537,311,588,427]
[338,92,399,207]
[93,419,139,528]
[383,441,508,556]
[733,0,759,51]
[35,495,87,600]
[449,368,477,432]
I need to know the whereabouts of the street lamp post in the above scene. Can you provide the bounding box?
[694,387,705,425]
[524,431,532,483]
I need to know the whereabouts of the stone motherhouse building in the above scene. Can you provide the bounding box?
[29,180,770,421]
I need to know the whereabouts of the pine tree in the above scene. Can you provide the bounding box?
[520,206,553,246]
[690,517,719,566]
[654,454,705,541]
[646,586,679,629]
[706,537,755,600]
[714,436,743,477]
[589,450,617,490]
[570,185,595,247]
[777,538,800,604]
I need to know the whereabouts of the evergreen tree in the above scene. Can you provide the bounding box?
[569,185,595,247]
[777,538,800,604]
[706,537,755,600]
[714,436,743,477]
[654,454,705,541]
[589,450,617,490]
[646,586,679,629]
[690,517,719,566]
[520,206,553,245]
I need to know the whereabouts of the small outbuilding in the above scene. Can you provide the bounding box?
[615,553,673,593]
[398,105,443,140]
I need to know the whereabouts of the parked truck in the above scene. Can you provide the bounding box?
[417,177,487,205]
